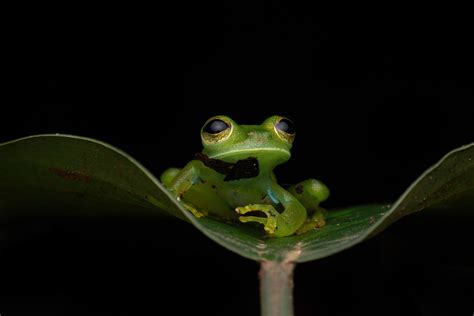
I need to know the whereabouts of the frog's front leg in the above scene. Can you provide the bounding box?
[236,184,307,237]
[161,160,211,218]
[288,179,329,234]
[236,204,279,234]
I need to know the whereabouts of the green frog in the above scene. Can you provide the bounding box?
[160,115,329,237]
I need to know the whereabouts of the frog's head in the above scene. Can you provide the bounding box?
[201,115,295,169]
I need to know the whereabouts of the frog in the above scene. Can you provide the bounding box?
[160,115,329,237]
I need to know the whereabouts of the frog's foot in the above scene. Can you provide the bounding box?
[295,207,326,235]
[235,204,279,234]
[182,201,207,218]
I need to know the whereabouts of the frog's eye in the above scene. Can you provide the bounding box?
[201,117,233,143]
[275,118,295,135]
[274,117,295,143]
[203,119,230,134]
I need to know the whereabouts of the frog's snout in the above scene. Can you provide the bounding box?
[247,131,270,142]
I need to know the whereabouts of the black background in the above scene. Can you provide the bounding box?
[2,3,474,316]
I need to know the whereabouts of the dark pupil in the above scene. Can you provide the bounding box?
[276,118,295,134]
[204,119,229,134]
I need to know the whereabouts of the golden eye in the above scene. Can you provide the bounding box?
[274,117,295,143]
[201,117,233,143]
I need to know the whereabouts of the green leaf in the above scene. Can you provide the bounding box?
[0,135,184,221]
[1,135,473,263]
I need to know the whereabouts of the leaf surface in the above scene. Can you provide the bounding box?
[1,135,473,262]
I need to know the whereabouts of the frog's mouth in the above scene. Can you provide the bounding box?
[209,148,290,161]
[195,152,260,181]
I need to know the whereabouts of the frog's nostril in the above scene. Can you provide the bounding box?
[248,131,270,140]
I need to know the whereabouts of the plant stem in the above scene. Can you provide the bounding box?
[259,260,296,316]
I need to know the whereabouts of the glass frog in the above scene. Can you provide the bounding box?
[160,115,329,237]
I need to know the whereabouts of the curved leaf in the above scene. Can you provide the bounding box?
[1,135,473,263]
[0,135,183,220]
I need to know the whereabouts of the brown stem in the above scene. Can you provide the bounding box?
[259,260,296,316]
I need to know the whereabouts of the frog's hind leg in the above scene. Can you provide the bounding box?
[288,179,330,234]
[294,207,326,235]
[160,168,181,186]
[288,179,329,209]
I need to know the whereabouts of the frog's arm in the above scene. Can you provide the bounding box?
[236,183,307,237]
[162,160,223,217]
[163,160,205,197]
